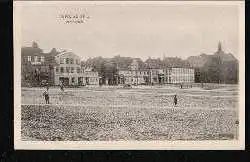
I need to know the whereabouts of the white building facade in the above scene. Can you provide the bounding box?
[53,51,99,86]
[164,67,195,84]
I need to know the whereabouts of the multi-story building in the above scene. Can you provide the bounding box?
[118,59,150,85]
[53,51,82,85]
[21,45,57,86]
[164,67,195,84]
[149,68,165,84]
[118,69,150,85]
[82,67,99,85]
[21,43,100,86]
[53,51,99,86]
[117,60,195,85]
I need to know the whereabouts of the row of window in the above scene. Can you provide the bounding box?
[88,78,99,82]
[71,78,98,83]
[84,72,98,76]
[169,68,194,74]
[59,58,80,65]
[124,78,146,82]
[120,71,149,75]
[27,56,45,62]
[61,77,99,84]
[56,67,81,73]
[55,67,98,76]
[78,77,99,82]
[167,77,194,82]
[120,69,194,76]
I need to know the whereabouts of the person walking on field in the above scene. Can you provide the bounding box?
[174,94,177,106]
[60,81,64,92]
[43,86,50,104]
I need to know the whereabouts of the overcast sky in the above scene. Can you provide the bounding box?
[20,2,241,61]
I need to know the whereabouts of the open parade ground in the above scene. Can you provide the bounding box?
[21,84,239,141]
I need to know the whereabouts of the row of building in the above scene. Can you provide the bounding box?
[21,44,195,86]
[117,59,194,85]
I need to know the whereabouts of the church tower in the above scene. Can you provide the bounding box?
[163,53,166,60]
[218,41,222,52]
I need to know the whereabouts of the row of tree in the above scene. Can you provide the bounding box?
[195,56,238,84]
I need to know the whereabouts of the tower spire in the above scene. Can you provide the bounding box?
[163,52,166,60]
[218,41,222,52]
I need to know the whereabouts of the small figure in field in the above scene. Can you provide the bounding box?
[174,94,177,106]
[180,84,183,89]
[59,81,64,92]
[43,86,50,104]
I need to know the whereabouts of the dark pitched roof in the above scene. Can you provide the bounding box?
[21,47,43,56]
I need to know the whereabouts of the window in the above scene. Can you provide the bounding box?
[71,67,74,73]
[37,56,41,62]
[28,56,31,62]
[70,58,74,64]
[41,56,45,62]
[66,58,70,64]
[60,67,64,73]
[66,67,70,73]
[40,66,45,72]
[77,67,80,73]
[56,67,59,72]
[72,77,75,83]
[34,56,38,62]
[60,58,64,64]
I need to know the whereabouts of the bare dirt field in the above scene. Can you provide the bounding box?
[21,84,239,141]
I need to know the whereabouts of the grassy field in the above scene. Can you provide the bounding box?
[21,85,239,141]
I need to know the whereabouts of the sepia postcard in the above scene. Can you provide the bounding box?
[13,1,245,150]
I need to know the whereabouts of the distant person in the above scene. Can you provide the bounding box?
[174,95,177,106]
[180,84,183,89]
[60,81,64,92]
[43,86,50,104]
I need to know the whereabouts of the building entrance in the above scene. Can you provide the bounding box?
[59,77,69,86]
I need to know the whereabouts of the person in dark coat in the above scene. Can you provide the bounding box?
[43,86,50,104]
[174,95,177,106]
[60,81,64,92]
